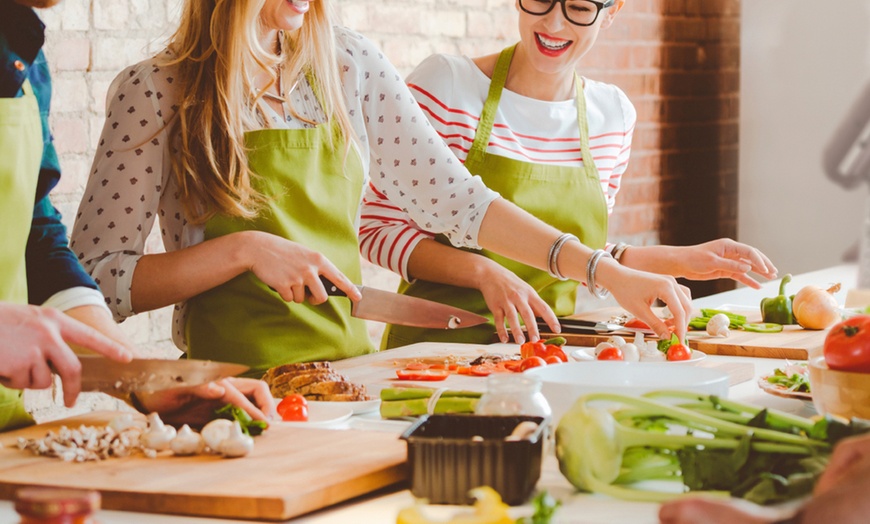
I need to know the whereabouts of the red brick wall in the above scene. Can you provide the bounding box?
[589,0,742,297]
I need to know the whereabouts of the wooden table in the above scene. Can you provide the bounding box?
[0,265,854,523]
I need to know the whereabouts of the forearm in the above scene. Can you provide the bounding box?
[130,231,255,313]
[406,238,505,289]
[616,244,683,276]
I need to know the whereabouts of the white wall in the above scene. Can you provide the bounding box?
[740,1,870,275]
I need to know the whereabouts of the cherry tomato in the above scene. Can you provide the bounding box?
[666,343,692,361]
[520,341,546,359]
[597,347,624,361]
[470,364,493,377]
[824,315,870,373]
[544,345,568,363]
[503,360,523,373]
[396,369,450,381]
[520,356,548,371]
[277,394,309,422]
[624,318,651,330]
[544,355,563,365]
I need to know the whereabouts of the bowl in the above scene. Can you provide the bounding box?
[526,361,730,425]
[808,356,870,419]
[401,414,545,505]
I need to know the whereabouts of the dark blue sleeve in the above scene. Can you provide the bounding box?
[24,49,99,305]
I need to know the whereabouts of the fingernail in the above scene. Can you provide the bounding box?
[499,335,508,343]
[516,336,525,344]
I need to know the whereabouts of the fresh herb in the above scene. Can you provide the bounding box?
[214,403,268,436]
[656,333,681,353]
[766,366,810,393]
[516,491,560,524]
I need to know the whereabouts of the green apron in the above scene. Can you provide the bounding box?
[384,45,609,349]
[185,105,373,379]
[0,80,43,430]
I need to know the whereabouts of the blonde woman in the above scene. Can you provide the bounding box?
[361,0,777,347]
[73,0,699,377]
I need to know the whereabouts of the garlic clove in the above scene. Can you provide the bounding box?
[170,424,205,456]
[108,413,146,433]
[217,421,254,458]
[201,419,234,452]
[141,413,176,451]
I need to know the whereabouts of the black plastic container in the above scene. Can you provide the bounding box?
[400,414,545,505]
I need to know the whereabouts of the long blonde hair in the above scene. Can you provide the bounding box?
[161,0,356,223]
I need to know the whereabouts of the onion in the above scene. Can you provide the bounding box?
[793,283,841,330]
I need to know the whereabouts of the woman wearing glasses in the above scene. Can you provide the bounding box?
[362,0,776,347]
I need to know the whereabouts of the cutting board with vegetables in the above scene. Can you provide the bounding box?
[546,308,823,360]
[0,412,407,521]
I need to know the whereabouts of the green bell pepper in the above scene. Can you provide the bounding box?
[760,274,794,325]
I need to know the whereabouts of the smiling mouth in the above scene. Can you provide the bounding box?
[535,33,572,51]
[288,0,310,13]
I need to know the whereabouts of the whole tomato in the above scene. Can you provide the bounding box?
[824,315,870,373]
[597,347,624,361]
[666,344,692,362]
[277,394,309,422]
[520,356,548,371]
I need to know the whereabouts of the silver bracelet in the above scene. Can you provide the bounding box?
[547,233,578,280]
[611,242,630,264]
[586,249,613,299]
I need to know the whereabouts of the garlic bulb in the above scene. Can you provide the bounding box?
[108,413,145,433]
[170,424,205,456]
[201,419,234,452]
[706,313,731,337]
[140,413,176,451]
[217,421,254,458]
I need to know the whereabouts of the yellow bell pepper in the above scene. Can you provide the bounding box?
[396,487,514,524]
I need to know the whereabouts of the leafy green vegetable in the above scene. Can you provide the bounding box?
[656,333,680,353]
[515,491,560,524]
[214,403,268,436]
[766,366,810,393]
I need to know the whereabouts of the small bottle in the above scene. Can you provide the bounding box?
[475,374,551,419]
[15,487,100,524]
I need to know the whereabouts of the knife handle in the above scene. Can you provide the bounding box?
[320,276,347,297]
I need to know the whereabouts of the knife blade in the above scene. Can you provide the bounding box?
[79,355,250,395]
[537,318,655,336]
[319,276,489,329]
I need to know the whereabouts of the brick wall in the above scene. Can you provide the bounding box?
[28,0,740,418]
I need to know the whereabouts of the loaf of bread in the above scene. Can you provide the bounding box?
[264,361,369,401]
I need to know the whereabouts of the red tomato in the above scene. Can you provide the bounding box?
[405,362,430,370]
[544,355,563,365]
[396,369,450,381]
[544,345,568,363]
[624,318,651,330]
[470,364,493,377]
[824,315,870,373]
[520,341,546,359]
[666,344,692,361]
[277,395,309,422]
[456,366,473,375]
[597,347,624,361]
[503,360,523,373]
[520,356,548,371]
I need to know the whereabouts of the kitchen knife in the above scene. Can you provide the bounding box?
[319,276,489,329]
[79,355,250,395]
[537,318,655,336]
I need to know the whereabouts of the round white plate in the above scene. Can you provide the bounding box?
[276,402,353,428]
[757,376,814,409]
[308,398,381,415]
[570,346,706,363]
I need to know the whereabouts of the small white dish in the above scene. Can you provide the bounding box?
[276,402,353,428]
[308,398,381,415]
[570,346,706,363]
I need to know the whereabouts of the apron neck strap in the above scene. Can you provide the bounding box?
[574,74,596,172]
[468,45,516,158]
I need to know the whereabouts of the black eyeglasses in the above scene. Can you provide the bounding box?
[519,0,616,27]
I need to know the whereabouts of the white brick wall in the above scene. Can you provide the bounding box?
[29,0,519,420]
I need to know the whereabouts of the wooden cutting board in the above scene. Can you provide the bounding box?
[548,308,823,360]
[0,412,407,521]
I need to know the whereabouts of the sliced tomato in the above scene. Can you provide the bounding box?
[624,318,651,330]
[470,365,493,377]
[544,345,568,363]
[447,363,459,371]
[503,360,523,373]
[396,369,450,381]
[520,341,546,359]
[520,356,548,371]
[666,344,692,361]
[405,362,430,370]
[456,366,473,375]
[597,347,624,361]
[544,355,563,365]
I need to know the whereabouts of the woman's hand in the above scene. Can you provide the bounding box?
[243,231,362,304]
[134,377,277,428]
[476,263,559,344]
[814,433,870,496]
[659,496,781,524]
[669,239,777,289]
[597,259,693,341]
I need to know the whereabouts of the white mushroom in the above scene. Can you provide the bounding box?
[706,313,731,338]
[140,413,176,451]
[217,421,254,458]
[594,341,617,356]
[201,419,234,452]
[170,424,205,456]
[620,343,640,362]
[606,335,626,348]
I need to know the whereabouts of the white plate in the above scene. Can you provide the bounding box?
[275,402,353,428]
[308,398,381,415]
[570,346,706,363]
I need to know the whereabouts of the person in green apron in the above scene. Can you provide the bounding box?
[360,0,778,347]
[75,0,775,380]
[0,0,273,431]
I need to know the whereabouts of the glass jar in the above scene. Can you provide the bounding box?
[475,374,551,418]
[15,487,100,524]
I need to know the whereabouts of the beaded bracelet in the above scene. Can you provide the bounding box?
[547,233,579,281]
[586,249,613,299]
